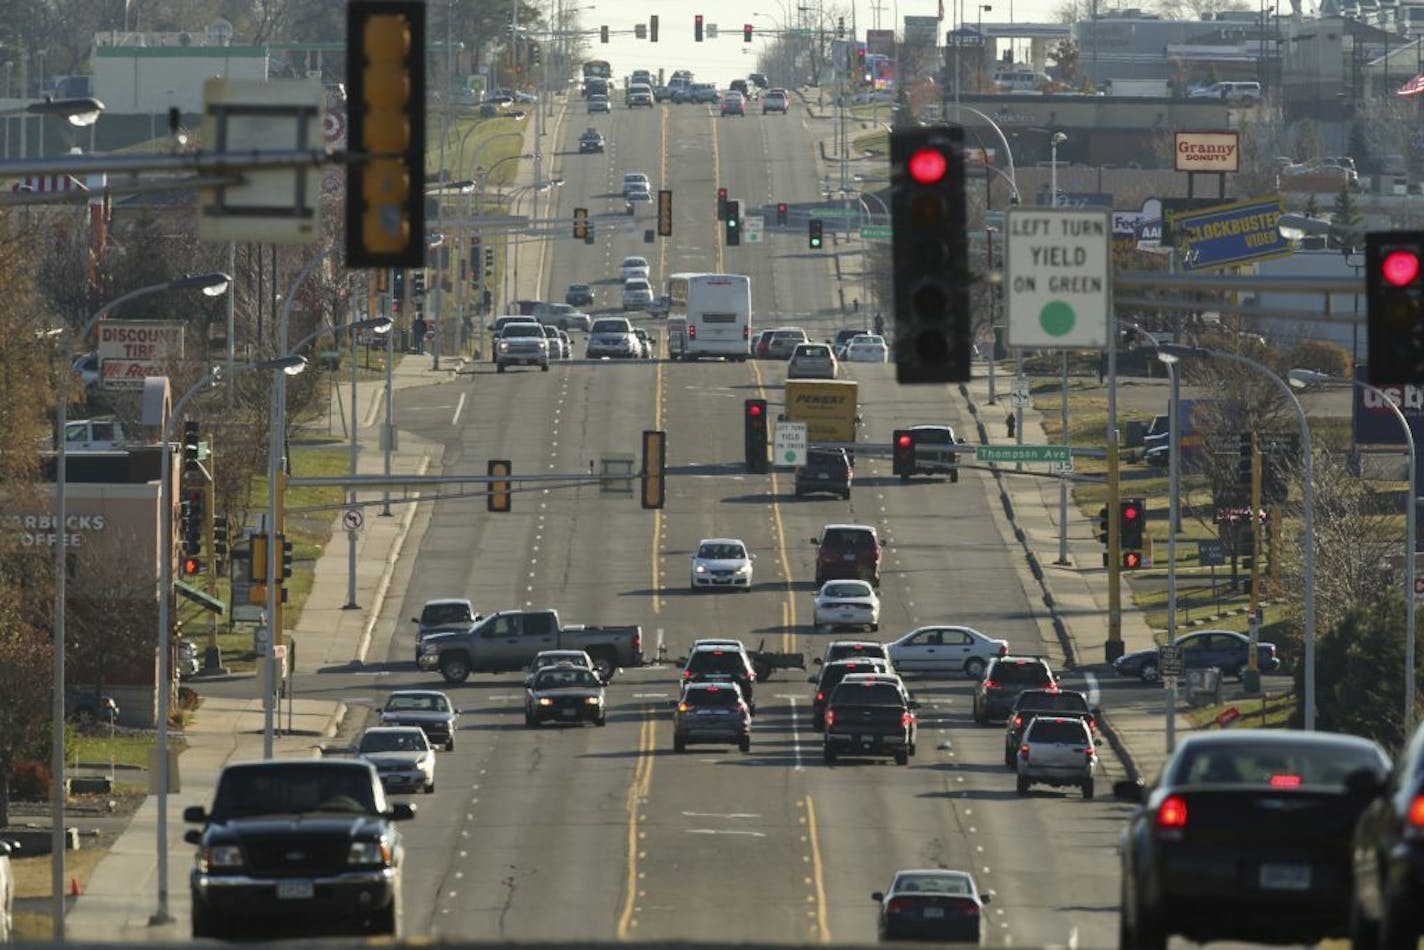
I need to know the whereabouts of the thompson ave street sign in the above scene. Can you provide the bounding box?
[1005,208,1111,349]
[975,444,1072,464]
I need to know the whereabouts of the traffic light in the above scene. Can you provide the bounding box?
[182,420,201,480]
[413,270,426,297]
[1096,506,1110,545]
[809,218,823,249]
[530,43,541,65]
[1120,498,1145,550]
[641,430,666,509]
[345,0,427,269]
[488,459,511,512]
[469,237,482,287]
[744,23,753,42]
[892,429,916,478]
[837,16,845,37]
[725,200,740,246]
[657,189,672,237]
[650,15,659,41]
[280,534,294,580]
[183,487,204,556]
[213,517,229,568]
[890,125,970,384]
[776,202,788,227]
[600,24,609,43]
[744,399,768,474]
[1366,231,1424,385]
[181,557,205,577]
[695,14,704,41]
[717,186,728,221]
[392,269,406,301]
[584,221,595,245]
[635,22,647,39]
[573,206,588,240]
[1122,551,1143,570]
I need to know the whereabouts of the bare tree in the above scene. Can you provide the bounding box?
[67,531,160,703]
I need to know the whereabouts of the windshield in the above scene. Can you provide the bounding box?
[697,542,746,559]
[1171,740,1388,787]
[592,319,631,333]
[420,603,472,625]
[359,730,429,753]
[822,581,872,598]
[533,669,602,690]
[385,694,450,713]
[210,765,380,819]
[503,324,543,337]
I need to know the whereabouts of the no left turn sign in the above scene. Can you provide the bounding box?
[342,507,364,531]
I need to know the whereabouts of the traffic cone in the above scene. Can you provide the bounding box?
[69,877,81,897]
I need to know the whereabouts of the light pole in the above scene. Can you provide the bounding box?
[1161,343,1318,731]
[345,316,394,609]
[1289,368,1417,733]
[50,271,229,939]
[977,6,992,91]
[1151,344,1183,751]
[1050,130,1069,565]
[150,355,304,927]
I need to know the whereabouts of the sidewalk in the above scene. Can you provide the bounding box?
[958,369,1178,783]
[63,352,456,940]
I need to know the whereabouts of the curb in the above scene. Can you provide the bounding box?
[354,455,431,664]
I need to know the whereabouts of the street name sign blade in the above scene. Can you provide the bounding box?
[1005,208,1111,349]
[975,444,1072,464]
[774,421,808,466]
[859,225,892,241]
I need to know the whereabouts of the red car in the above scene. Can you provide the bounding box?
[811,524,882,588]
[753,330,772,359]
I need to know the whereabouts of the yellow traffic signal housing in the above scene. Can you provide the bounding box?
[346,1,426,268]
[657,190,672,237]
[488,459,512,512]
[642,430,666,509]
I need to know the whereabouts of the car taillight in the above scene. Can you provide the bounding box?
[737,702,749,714]
[815,691,824,702]
[887,897,912,913]
[1042,682,1056,690]
[1156,795,1188,835]
[825,710,835,728]
[632,629,641,654]
[998,645,1008,656]
[1087,716,1097,733]
[949,898,981,916]
[1084,747,1096,759]
[683,670,693,678]
[1408,795,1424,829]
[1268,774,1302,788]
[1012,714,1023,730]
[983,680,998,690]
[677,702,689,712]
[901,711,913,728]
[688,325,696,338]
[1019,743,1029,761]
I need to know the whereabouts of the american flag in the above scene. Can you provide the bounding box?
[1399,73,1424,96]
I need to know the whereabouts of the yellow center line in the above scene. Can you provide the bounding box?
[617,710,656,939]
[748,358,799,653]
[805,794,831,943]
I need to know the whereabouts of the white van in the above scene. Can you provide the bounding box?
[992,68,1049,92]
[1201,81,1261,105]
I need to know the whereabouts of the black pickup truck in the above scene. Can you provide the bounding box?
[1002,689,1097,767]
[823,676,919,766]
[416,608,642,683]
[183,759,415,940]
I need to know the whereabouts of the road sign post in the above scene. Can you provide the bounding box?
[1005,208,1111,349]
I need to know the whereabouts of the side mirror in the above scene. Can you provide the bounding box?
[182,805,208,823]
[808,676,819,684]
[183,830,203,845]
[813,657,823,665]
[389,802,417,821]
[1112,779,1145,804]
[411,617,420,624]
[871,891,884,903]
[981,892,993,905]
[1094,738,1104,747]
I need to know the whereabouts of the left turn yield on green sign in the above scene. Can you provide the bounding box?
[1004,208,1111,349]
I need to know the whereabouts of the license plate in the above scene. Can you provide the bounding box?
[923,907,945,919]
[842,554,855,561]
[860,736,874,744]
[560,708,577,718]
[276,879,314,900]
[816,473,828,479]
[1259,862,1311,891]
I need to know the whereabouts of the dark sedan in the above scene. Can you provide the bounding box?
[524,665,606,726]
[1349,718,1424,949]
[379,690,458,751]
[1112,629,1280,682]
[872,868,989,943]
[1115,729,1391,949]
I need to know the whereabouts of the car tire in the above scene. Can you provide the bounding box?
[674,735,686,753]
[965,657,987,680]
[1082,779,1094,799]
[524,710,536,727]
[445,739,455,752]
[1124,888,1167,950]
[1380,896,1418,950]
[370,891,400,937]
[497,364,506,373]
[1005,746,1017,768]
[870,623,879,632]
[1016,774,1030,795]
[951,471,960,483]
[541,363,549,372]
[841,490,851,500]
[900,474,911,483]
[191,902,221,939]
[823,747,837,765]
[596,715,607,727]
[439,653,471,684]
[1349,894,1380,950]
[590,654,617,683]
[894,751,909,766]
[739,736,751,753]
[425,782,435,794]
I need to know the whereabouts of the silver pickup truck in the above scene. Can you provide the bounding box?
[416,609,642,683]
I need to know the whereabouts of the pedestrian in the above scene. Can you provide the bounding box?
[852,297,860,314]
[412,314,427,355]
[1006,412,1016,438]
[873,313,885,337]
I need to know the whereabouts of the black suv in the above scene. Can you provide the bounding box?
[795,447,852,499]
[972,655,1057,724]
[184,760,415,939]
[681,645,757,713]
[1002,688,1095,766]
[808,657,891,731]
[823,675,918,766]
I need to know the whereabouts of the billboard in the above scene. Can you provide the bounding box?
[866,29,896,57]
[1174,130,1240,173]
[1171,196,1292,271]
[1352,372,1424,445]
[903,15,939,46]
[97,321,185,389]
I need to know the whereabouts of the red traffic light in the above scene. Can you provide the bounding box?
[1383,249,1421,288]
[896,433,912,448]
[717,187,727,199]
[908,148,948,185]
[1123,551,1142,570]
[777,202,787,213]
[182,557,201,576]
[1122,504,1141,522]
[748,403,762,417]
[744,23,753,41]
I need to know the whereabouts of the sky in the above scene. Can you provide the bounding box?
[561,0,1044,84]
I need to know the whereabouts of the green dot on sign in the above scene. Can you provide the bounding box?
[1039,300,1076,337]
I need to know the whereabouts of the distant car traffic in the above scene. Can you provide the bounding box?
[356,726,436,795]
[809,657,893,731]
[525,649,597,686]
[681,644,758,713]
[586,317,640,359]
[1015,715,1098,798]
[1112,629,1280,682]
[720,92,746,116]
[811,523,883,587]
[622,278,654,311]
[565,283,595,308]
[619,255,650,280]
[762,89,790,113]
[578,128,605,153]
[843,334,889,362]
[787,342,838,379]
[587,94,610,113]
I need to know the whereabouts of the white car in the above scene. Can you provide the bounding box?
[622,278,654,311]
[622,173,651,195]
[0,836,15,942]
[525,649,597,685]
[355,726,436,795]
[586,317,640,358]
[620,256,651,281]
[843,334,889,362]
[887,624,1009,679]
[813,579,880,632]
[690,537,755,591]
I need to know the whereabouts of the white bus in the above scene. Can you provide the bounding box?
[665,272,751,361]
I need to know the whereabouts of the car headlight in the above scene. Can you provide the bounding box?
[537,697,554,706]
[202,845,244,870]
[348,840,392,865]
[694,564,707,573]
[585,695,603,705]
[498,341,509,351]
[734,564,751,575]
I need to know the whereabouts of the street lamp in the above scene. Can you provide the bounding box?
[49,271,228,939]
[1050,131,1067,208]
[1159,343,1318,731]
[1150,342,1184,751]
[978,6,993,91]
[1289,368,1417,733]
[151,354,305,926]
[344,317,394,609]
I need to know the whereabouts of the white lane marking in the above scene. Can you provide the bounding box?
[1084,672,1100,707]
[1068,925,1080,949]
[485,695,518,701]
[451,392,466,427]
[684,829,768,837]
[680,811,762,819]
[633,692,670,699]
[788,695,805,772]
